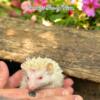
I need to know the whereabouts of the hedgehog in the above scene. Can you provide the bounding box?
[20,57,64,91]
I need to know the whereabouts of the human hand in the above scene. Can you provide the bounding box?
[0,61,83,100]
[0,61,23,88]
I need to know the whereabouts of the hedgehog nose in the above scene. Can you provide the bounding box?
[28,85,37,91]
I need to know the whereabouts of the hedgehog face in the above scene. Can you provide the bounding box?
[21,57,63,90]
[26,68,53,91]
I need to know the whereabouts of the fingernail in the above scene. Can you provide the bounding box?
[74,95,83,100]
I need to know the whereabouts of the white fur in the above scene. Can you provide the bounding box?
[20,57,64,89]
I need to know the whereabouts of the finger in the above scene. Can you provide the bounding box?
[30,95,76,100]
[0,96,13,100]
[36,88,73,97]
[0,95,83,100]
[0,89,29,99]
[74,95,83,100]
[34,95,83,100]
[65,87,74,94]
[5,70,23,88]
[64,78,74,88]
[0,61,9,88]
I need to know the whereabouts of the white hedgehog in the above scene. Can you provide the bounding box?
[20,57,64,91]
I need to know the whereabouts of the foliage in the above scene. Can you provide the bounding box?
[0,0,100,30]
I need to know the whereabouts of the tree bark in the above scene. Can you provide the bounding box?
[0,16,100,83]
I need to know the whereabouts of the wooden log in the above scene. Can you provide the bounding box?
[0,16,100,83]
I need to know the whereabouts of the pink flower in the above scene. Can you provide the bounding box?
[21,0,47,14]
[34,0,48,7]
[82,0,100,17]
[21,1,35,14]
[11,0,21,8]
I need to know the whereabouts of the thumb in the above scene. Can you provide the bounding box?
[0,61,9,88]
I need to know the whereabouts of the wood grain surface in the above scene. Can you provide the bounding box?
[0,16,100,83]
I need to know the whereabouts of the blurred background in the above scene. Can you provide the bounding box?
[0,0,100,30]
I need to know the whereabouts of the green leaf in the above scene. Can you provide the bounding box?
[49,0,64,6]
[51,15,63,21]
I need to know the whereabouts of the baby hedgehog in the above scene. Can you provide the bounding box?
[20,57,64,91]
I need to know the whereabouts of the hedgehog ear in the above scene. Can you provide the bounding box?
[46,63,53,74]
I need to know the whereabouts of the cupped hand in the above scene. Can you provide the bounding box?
[0,61,83,100]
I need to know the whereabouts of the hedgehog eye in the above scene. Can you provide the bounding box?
[27,76,29,80]
[37,76,43,80]
[32,69,35,72]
